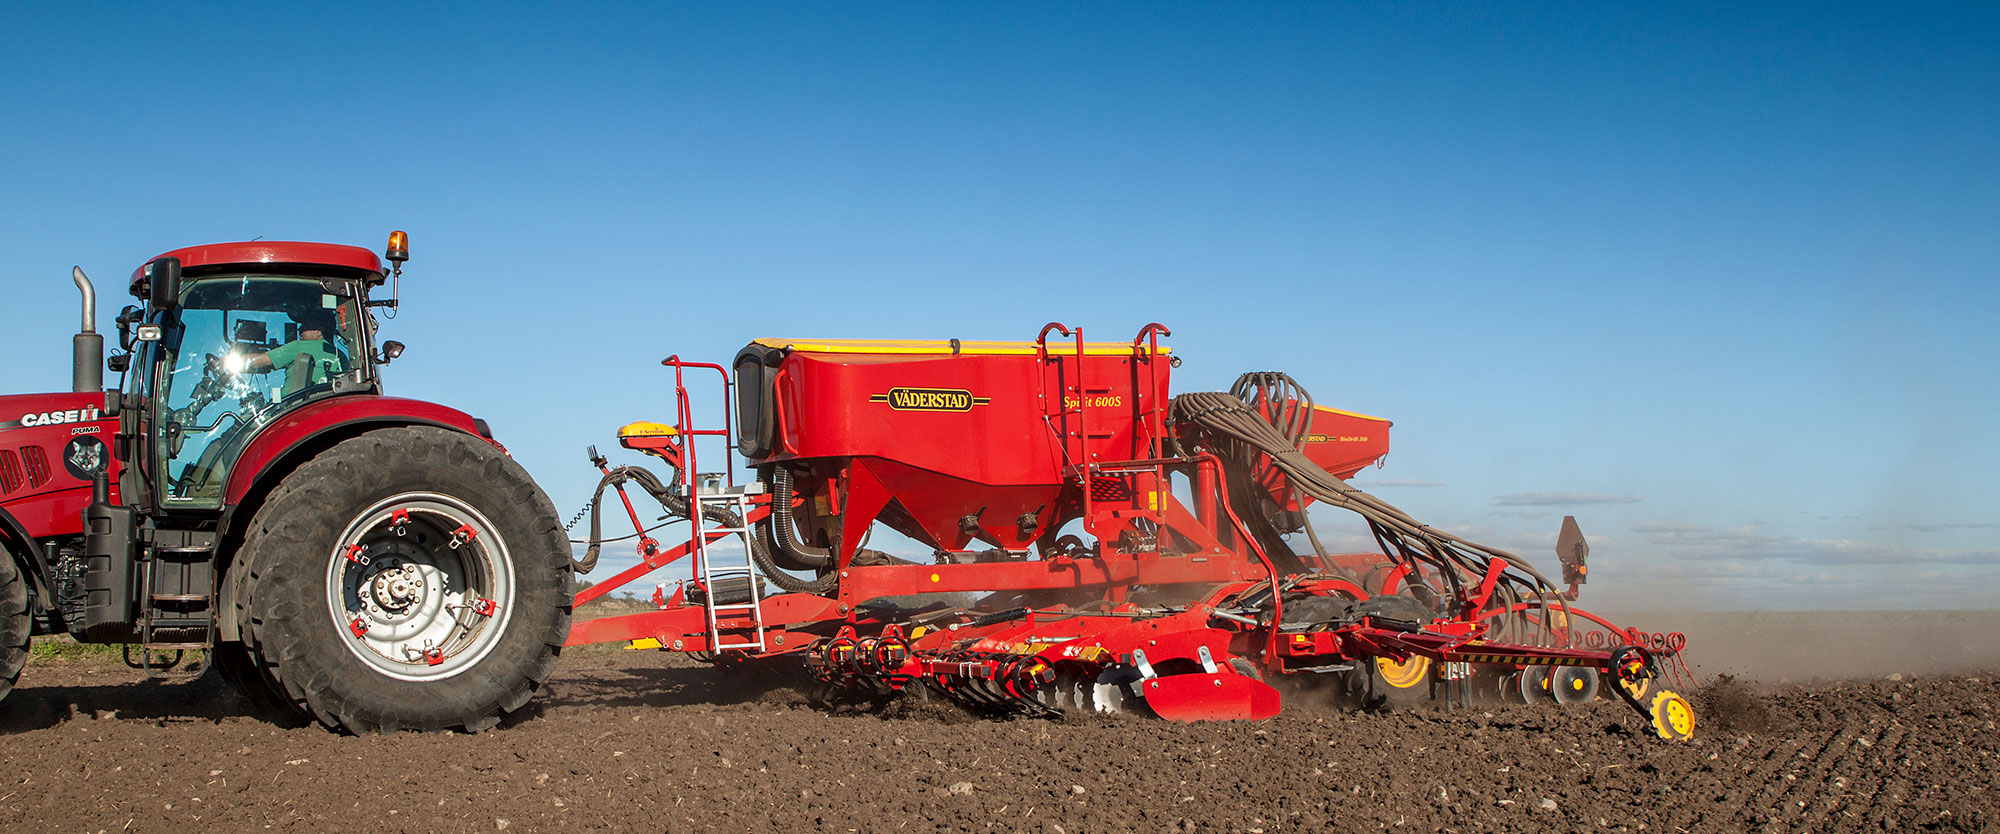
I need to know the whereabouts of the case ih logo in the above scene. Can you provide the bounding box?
[15,407,101,428]
[869,387,991,412]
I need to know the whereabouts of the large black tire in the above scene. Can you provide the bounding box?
[211,641,295,716]
[236,426,571,733]
[0,554,29,705]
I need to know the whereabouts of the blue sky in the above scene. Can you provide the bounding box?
[3,3,1994,610]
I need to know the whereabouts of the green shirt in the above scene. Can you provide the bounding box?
[264,338,344,397]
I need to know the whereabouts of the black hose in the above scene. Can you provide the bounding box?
[575,464,837,595]
[1301,510,1366,587]
[577,465,697,573]
[1170,388,1571,625]
[575,470,626,573]
[750,523,838,594]
[769,467,833,569]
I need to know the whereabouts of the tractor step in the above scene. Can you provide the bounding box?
[120,643,204,679]
[135,542,216,679]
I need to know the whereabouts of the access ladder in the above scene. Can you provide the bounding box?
[689,489,768,652]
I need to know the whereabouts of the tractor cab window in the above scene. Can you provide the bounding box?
[153,276,363,508]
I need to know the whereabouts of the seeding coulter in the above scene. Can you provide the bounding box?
[568,325,1697,739]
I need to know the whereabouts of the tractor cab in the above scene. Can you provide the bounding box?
[119,236,407,509]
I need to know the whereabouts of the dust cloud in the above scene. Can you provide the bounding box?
[1603,609,2000,682]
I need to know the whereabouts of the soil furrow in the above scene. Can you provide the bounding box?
[1788,724,1866,834]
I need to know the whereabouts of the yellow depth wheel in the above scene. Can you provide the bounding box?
[1376,656,1431,690]
[1649,690,1696,740]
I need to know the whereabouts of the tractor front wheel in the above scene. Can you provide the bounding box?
[0,553,30,705]
[238,427,570,733]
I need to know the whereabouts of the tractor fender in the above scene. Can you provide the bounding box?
[214,396,492,640]
[223,395,490,508]
[0,505,56,615]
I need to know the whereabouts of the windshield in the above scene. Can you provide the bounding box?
[153,275,364,507]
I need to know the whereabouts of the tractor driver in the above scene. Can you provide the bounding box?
[240,306,349,398]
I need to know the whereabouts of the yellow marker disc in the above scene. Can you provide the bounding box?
[1649,690,1695,741]
[1375,656,1431,690]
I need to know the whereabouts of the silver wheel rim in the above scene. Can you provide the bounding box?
[325,492,515,681]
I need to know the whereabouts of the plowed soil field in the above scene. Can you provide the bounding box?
[3,612,1996,834]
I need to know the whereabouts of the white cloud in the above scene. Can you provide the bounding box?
[1631,521,1709,534]
[1493,492,1643,507]
[1896,522,2000,533]
[1633,521,2000,567]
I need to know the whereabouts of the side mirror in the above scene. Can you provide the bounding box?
[106,354,131,373]
[145,257,182,311]
[378,340,405,364]
[115,305,143,350]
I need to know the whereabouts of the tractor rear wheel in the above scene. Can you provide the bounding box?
[238,427,571,733]
[0,554,30,705]
[211,641,295,715]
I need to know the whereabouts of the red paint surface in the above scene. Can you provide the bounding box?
[223,395,482,504]
[132,241,383,283]
[760,346,1172,553]
[0,392,123,537]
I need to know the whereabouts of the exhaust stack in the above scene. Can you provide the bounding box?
[72,266,103,393]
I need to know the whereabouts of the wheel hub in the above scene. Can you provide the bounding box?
[368,563,426,612]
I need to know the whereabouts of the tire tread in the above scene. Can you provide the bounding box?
[235,426,570,733]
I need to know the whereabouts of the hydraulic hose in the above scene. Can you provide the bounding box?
[1171,386,1569,626]
[576,464,836,595]
[577,465,687,573]
[1300,510,1366,588]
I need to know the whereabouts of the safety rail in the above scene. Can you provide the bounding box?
[659,355,737,492]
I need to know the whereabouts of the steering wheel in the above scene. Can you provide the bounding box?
[165,354,241,459]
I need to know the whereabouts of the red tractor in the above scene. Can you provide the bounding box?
[0,234,570,732]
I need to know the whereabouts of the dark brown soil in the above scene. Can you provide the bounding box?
[1,645,1994,834]
[1696,675,1790,735]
